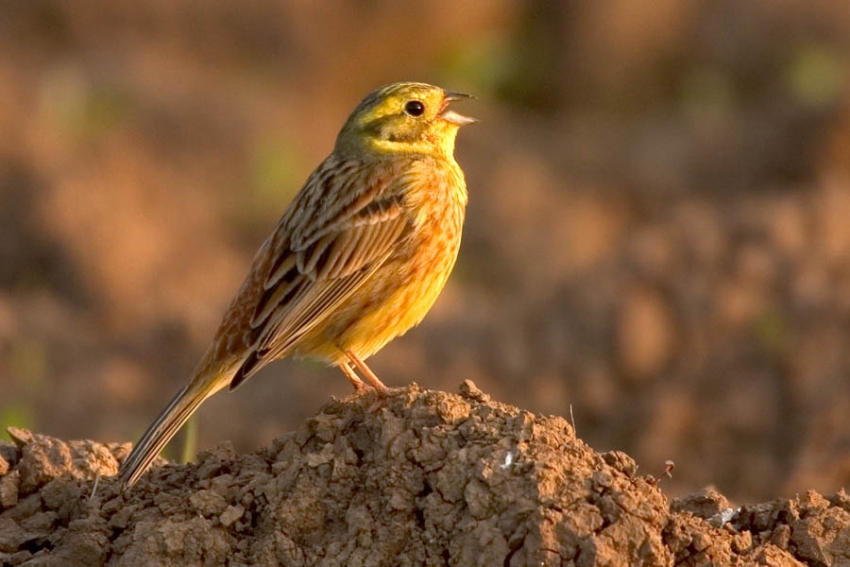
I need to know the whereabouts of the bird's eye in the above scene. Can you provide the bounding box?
[404,100,425,117]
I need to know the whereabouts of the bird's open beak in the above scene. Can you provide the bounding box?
[439,91,477,126]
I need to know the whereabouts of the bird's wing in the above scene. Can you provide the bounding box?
[228,155,415,389]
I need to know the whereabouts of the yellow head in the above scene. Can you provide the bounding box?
[335,82,475,159]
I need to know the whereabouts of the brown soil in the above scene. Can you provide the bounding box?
[1,382,847,566]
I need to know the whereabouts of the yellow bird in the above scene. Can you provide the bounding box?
[119,82,475,486]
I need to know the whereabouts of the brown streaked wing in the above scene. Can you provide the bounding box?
[229,156,414,389]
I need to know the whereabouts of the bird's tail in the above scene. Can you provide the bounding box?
[118,381,215,488]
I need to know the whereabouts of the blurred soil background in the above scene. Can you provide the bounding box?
[0,0,849,503]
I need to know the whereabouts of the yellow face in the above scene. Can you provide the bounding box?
[335,82,475,158]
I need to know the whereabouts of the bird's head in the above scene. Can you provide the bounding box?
[336,82,475,159]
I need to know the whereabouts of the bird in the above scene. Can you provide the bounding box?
[118,82,475,487]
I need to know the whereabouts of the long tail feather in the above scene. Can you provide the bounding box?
[118,383,212,488]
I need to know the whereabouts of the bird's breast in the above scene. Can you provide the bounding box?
[307,156,467,362]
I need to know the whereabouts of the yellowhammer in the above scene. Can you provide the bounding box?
[118,82,475,486]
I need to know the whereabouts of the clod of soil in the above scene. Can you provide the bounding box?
[0,381,848,566]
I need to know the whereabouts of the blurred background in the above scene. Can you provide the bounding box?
[1,0,849,502]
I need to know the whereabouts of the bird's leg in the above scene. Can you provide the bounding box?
[345,350,389,394]
[339,362,370,394]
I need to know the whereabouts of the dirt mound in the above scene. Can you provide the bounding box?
[0,381,847,566]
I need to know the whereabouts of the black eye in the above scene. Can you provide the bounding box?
[404,100,425,117]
